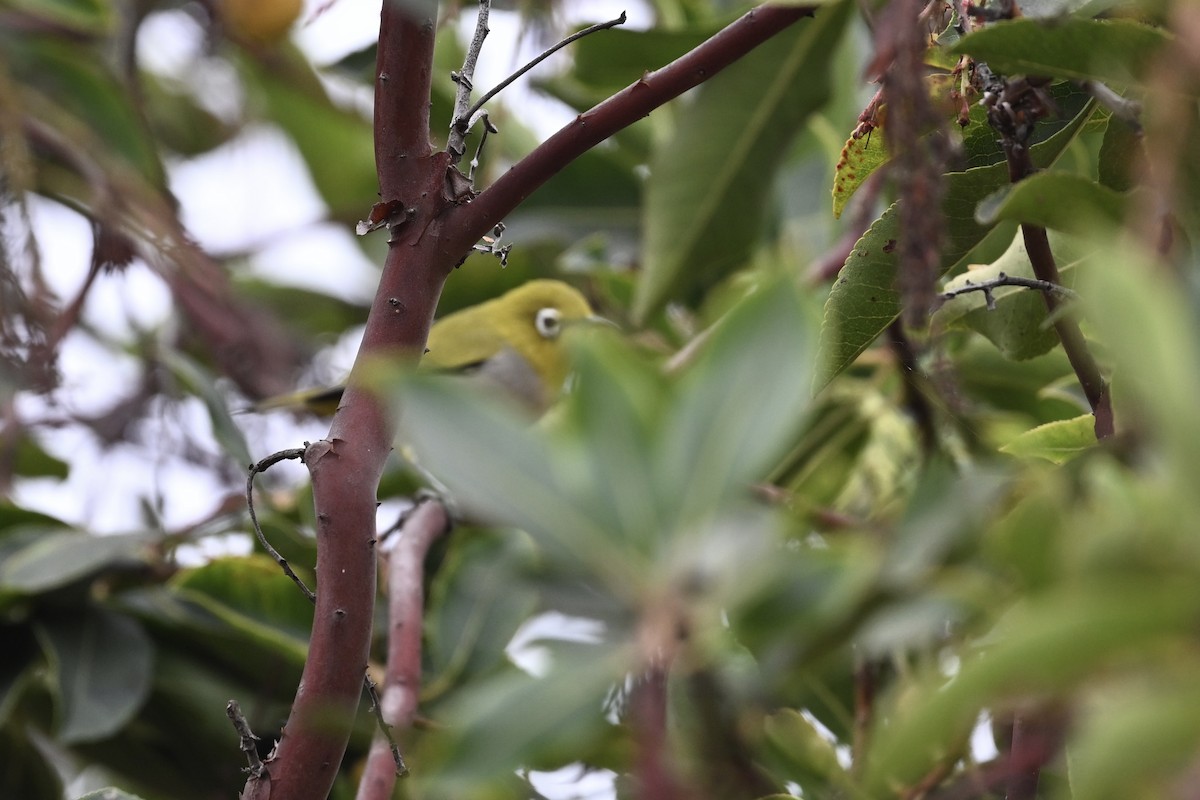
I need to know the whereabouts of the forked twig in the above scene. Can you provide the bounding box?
[448,0,493,162]
[939,271,1079,310]
[449,11,628,160]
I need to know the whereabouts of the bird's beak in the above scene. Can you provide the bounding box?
[584,314,619,329]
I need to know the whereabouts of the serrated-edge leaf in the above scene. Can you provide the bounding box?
[832,130,887,219]
[815,98,1097,387]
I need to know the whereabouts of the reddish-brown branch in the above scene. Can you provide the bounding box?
[441,5,819,259]
[355,500,449,800]
[247,5,825,798]
[374,0,437,184]
[631,667,689,800]
[242,5,443,800]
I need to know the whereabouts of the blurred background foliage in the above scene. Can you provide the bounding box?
[2,0,1200,798]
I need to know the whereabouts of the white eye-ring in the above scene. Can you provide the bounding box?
[535,307,563,339]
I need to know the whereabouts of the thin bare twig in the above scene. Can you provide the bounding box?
[245,447,314,602]
[468,111,499,182]
[362,672,408,779]
[453,12,628,148]
[447,0,492,162]
[226,700,266,777]
[938,271,1079,310]
[355,498,448,799]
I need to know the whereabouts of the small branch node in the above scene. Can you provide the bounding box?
[227,699,266,777]
[471,220,511,267]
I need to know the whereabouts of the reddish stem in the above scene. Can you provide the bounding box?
[631,668,688,800]
[355,500,448,800]
[241,4,441,799]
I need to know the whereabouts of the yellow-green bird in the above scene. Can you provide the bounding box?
[257,279,602,415]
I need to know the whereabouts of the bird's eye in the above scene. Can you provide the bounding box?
[535,307,562,339]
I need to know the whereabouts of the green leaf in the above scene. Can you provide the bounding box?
[815,97,1097,387]
[124,557,314,678]
[0,627,38,728]
[569,27,715,93]
[169,556,315,642]
[0,531,150,595]
[1001,414,1097,463]
[951,338,1084,423]
[865,579,1200,793]
[0,724,62,800]
[557,333,674,548]
[634,1,852,321]
[8,433,69,479]
[5,0,114,36]
[763,708,851,791]
[1068,681,1200,800]
[4,36,163,185]
[394,374,620,575]
[975,172,1128,233]
[775,381,920,522]
[73,644,296,798]
[658,278,817,522]
[1081,237,1200,485]
[1098,115,1143,193]
[424,532,540,690]
[35,606,154,743]
[951,18,1171,87]
[414,647,623,791]
[831,130,887,219]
